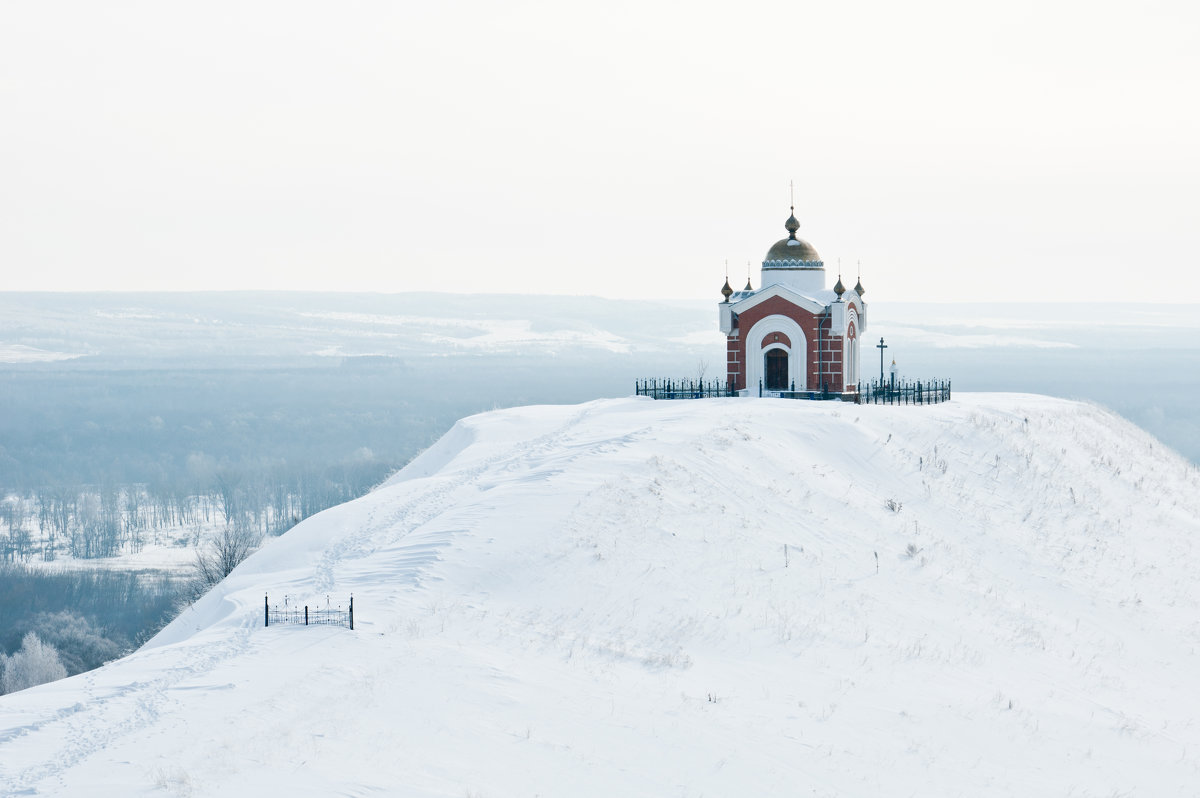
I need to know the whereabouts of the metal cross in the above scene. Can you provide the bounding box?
[877,337,888,383]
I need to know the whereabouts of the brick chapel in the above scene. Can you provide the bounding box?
[719,207,866,396]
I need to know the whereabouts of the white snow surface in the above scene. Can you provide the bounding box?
[4,394,1200,796]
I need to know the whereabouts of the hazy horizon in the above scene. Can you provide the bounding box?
[2,292,1197,471]
[3,289,1200,305]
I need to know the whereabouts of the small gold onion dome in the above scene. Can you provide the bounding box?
[744,278,753,291]
[834,275,846,298]
[784,208,801,238]
[855,278,865,297]
[721,278,733,302]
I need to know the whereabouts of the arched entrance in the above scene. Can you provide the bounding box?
[764,348,789,391]
[745,315,807,393]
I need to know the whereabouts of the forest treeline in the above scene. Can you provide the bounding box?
[0,454,394,692]
[0,457,393,693]
[0,565,178,694]
[1,457,394,563]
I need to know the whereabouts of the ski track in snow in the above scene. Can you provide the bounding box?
[309,401,663,601]
[1,623,256,792]
[312,403,602,593]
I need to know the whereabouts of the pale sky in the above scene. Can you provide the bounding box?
[2,1,1197,302]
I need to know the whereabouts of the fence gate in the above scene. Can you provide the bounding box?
[265,593,354,630]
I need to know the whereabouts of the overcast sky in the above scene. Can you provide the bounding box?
[2,1,1197,302]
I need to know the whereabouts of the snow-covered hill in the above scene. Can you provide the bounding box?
[3,395,1200,796]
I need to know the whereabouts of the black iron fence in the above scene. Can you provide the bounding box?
[635,378,951,405]
[265,593,354,630]
[856,379,951,405]
[775,388,840,400]
[635,379,735,399]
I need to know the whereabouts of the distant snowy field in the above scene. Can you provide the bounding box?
[3,395,1200,796]
[2,294,1198,466]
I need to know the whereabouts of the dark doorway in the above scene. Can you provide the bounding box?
[765,349,788,391]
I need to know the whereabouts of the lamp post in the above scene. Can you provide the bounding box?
[876,337,887,384]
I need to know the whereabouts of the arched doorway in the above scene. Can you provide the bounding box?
[764,348,789,391]
[745,315,807,393]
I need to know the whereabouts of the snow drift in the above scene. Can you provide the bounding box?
[3,394,1200,796]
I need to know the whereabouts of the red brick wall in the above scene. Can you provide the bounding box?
[723,297,862,392]
[760,331,791,349]
[727,296,855,391]
[726,332,741,389]
[818,333,844,390]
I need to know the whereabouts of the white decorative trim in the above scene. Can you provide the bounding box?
[762,260,824,269]
[746,315,808,392]
[719,303,734,334]
[846,295,866,333]
[830,301,846,335]
[845,319,859,386]
[728,283,827,316]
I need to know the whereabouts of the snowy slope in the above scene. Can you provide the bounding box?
[3,395,1200,797]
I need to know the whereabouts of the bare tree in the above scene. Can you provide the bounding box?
[180,526,260,604]
[213,469,242,530]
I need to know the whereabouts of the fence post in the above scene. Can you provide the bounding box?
[304,605,308,625]
[265,594,269,627]
[349,596,354,631]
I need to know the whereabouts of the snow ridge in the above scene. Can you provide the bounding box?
[3,394,1200,797]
